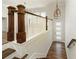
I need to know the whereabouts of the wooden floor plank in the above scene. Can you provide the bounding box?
[47,41,67,59]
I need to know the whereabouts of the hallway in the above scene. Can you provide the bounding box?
[2,0,76,59]
[47,41,67,59]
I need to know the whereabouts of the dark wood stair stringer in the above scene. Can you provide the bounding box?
[2,48,16,59]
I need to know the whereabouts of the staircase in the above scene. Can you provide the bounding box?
[2,48,28,59]
[13,54,28,59]
[2,41,67,59]
[2,31,50,59]
[2,48,16,59]
[37,58,48,59]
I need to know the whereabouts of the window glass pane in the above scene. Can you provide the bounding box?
[56,27,61,31]
[56,22,61,26]
[56,36,61,39]
[56,32,61,35]
[55,22,62,40]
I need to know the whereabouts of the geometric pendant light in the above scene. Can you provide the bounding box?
[54,0,61,19]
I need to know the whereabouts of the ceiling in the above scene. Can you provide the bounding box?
[2,0,64,17]
[2,0,57,8]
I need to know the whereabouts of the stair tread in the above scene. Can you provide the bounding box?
[37,58,48,59]
[13,57,20,59]
[2,48,16,59]
[13,54,28,59]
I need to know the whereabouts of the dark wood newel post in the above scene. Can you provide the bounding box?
[16,5,26,43]
[7,6,16,41]
[46,16,48,30]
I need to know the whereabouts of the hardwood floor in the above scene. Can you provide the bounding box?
[47,41,67,59]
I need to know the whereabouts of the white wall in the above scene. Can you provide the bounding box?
[2,17,7,32]
[28,1,65,42]
[65,0,76,59]
[46,1,65,42]
[47,1,65,42]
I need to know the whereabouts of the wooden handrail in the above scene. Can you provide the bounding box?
[67,39,76,48]
[25,11,45,18]
[25,11,53,21]
[15,10,53,21]
[15,9,53,31]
